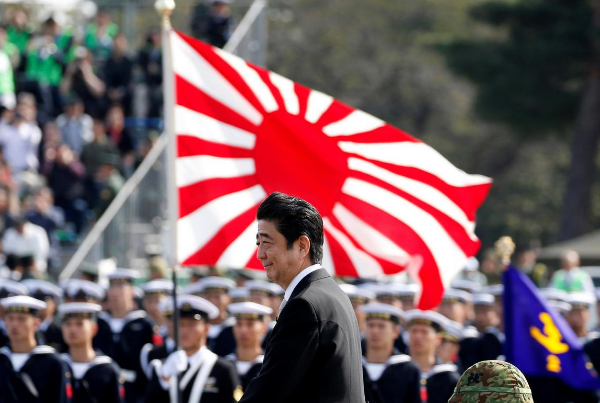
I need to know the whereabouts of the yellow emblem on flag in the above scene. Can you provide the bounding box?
[530,312,569,354]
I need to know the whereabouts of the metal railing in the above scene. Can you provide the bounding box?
[59,0,268,281]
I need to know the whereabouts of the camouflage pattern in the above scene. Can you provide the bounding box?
[448,360,534,403]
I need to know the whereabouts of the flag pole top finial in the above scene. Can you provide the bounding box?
[155,0,176,28]
[495,236,515,267]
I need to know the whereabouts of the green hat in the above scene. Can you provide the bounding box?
[448,360,533,403]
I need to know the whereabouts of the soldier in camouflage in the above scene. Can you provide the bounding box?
[448,360,534,403]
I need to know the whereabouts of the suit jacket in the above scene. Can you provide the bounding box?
[240,268,366,403]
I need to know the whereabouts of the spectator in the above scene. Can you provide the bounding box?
[137,29,162,117]
[104,33,134,115]
[24,186,64,241]
[105,104,134,169]
[0,27,15,110]
[206,0,233,49]
[516,248,548,288]
[60,47,107,119]
[2,215,49,279]
[0,25,20,70]
[0,186,14,237]
[6,9,31,74]
[93,154,123,218]
[55,98,93,155]
[0,95,42,173]
[24,18,74,118]
[80,118,120,178]
[43,144,86,234]
[83,9,118,67]
[550,250,595,294]
[39,120,62,168]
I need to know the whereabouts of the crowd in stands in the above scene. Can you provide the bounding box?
[0,2,233,282]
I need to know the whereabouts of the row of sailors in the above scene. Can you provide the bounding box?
[2,270,600,403]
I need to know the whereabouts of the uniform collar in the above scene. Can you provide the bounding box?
[284,264,322,301]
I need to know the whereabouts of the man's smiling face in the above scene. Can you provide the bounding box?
[256,219,304,288]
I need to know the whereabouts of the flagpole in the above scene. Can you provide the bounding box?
[155,2,182,403]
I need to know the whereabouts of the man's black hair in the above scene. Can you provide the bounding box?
[257,192,324,264]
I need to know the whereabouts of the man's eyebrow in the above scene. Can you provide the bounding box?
[256,232,273,239]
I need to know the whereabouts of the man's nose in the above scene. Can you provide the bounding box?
[257,245,266,260]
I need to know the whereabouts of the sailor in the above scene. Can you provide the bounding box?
[565,292,597,344]
[438,288,479,368]
[141,279,174,343]
[225,302,272,391]
[437,319,465,372]
[472,293,504,362]
[145,294,242,403]
[339,283,376,334]
[361,303,420,403]
[59,302,124,403]
[0,280,29,347]
[406,309,460,403]
[61,278,113,355]
[140,297,177,380]
[229,287,250,304]
[396,284,419,312]
[186,276,237,356]
[0,296,70,403]
[22,279,65,351]
[100,269,155,403]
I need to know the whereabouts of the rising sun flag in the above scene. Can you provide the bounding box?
[165,29,492,309]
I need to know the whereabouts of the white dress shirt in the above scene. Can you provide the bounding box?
[283,264,322,302]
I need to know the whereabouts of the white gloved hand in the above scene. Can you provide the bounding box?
[160,350,188,378]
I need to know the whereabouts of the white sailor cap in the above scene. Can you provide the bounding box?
[178,295,219,320]
[62,279,105,302]
[442,289,472,304]
[108,269,140,284]
[197,276,236,292]
[58,302,102,320]
[441,320,465,343]
[1,295,46,315]
[245,280,280,296]
[567,292,595,310]
[482,284,504,297]
[159,297,175,316]
[229,287,250,302]
[228,302,273,319]
[142,279,174,296]
[358,283,399,299]
[450,280,482,294]
[339,284,376,303]
[540,288,569,303]
[394,284,419,300]
[0,280,29,298]
[361,303,404,323]
[405,309,448,332]
[22,280,63,301]
[472,293,495,307]
[182,281,203,295]
[548,300,572,315]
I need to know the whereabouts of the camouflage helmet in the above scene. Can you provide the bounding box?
[448,360,534,403]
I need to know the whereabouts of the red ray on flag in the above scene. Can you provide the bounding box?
[169,30,492,309]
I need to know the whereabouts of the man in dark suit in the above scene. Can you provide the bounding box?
[240,192,366,403]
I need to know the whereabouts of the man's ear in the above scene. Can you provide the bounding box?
[297,235,311,259]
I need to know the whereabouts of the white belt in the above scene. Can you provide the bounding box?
[120,369,137,383]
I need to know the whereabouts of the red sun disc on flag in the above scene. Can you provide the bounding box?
[170,30,492,309]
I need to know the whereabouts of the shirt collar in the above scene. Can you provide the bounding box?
[284,264,321,301]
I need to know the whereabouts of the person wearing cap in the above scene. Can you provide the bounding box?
[361,303,420,403]
[438,289,471,326]
[339,283,375,334]
[22,279,65,351]
[225,302,272,391]
[241,192,365,403]
[396,284,419,311]
[448,360,533,403]
[145,295,242,403]
[0,279,29,347]
[437,320,465,373]
[140,297,177,381]
[101,269,155,403]
[191,276,237,357]
[59,302,124,403]
[141,279,174,343]
[230,287,250,304]
[406,309,460,403]
[472,293,504,362]
[565,292,597,344]
[0,296,70,403]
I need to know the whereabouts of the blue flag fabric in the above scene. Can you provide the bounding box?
[503,265,600,390]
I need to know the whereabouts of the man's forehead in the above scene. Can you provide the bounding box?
[256,220,278,237]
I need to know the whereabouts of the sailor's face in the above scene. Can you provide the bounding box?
[62,317,97,346]
[408,324,440,354]
[365,319,399,348]
[5,312,39,341]
[233,318,266,347]
[179,317,208,351]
